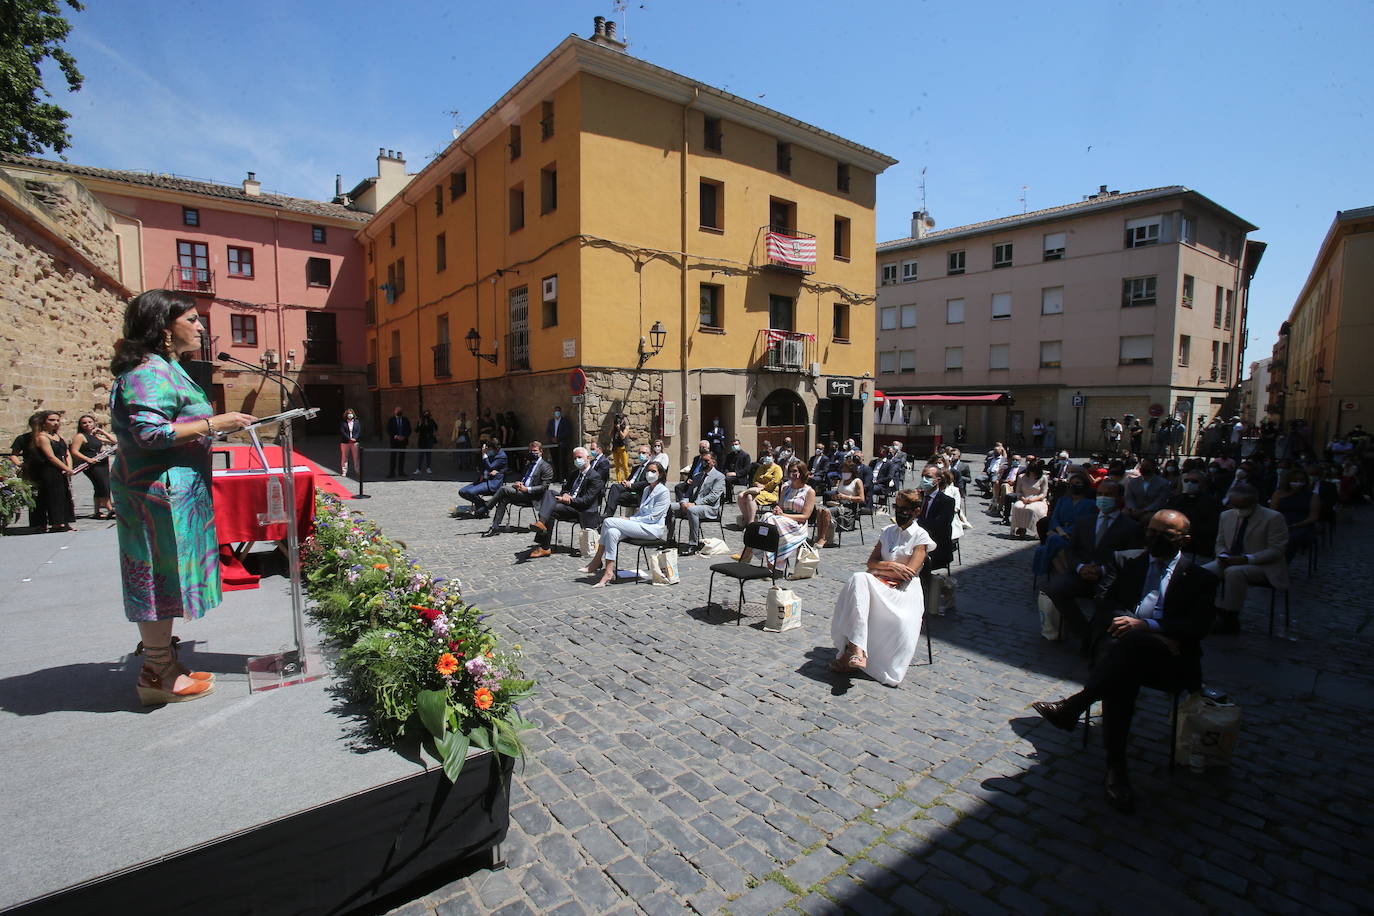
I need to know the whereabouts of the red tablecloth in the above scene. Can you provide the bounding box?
[212,468,316,544]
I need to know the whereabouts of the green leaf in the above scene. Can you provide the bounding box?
[416,689,449,739]
[468,725,493,751]
[492,719,523,758]
[437,730,470,782]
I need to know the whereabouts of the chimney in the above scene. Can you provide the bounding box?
[911,210,934,239]
[589,15,628,50]
[593,15,605,35]
[242,171,261,196]
[335,174,342,197]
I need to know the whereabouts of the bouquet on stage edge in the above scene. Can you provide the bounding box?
[302,492,535,781]
[0,460,36,531]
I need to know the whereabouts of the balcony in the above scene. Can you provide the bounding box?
[505,331,529,371]
[169,266,215,296]
[756,329,816,373]
[760,226,816,275]
[303,338,341,366]
[432,342,452,378]
[387,356,401,384]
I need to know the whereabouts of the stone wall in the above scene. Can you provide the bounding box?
[0,170,129,441]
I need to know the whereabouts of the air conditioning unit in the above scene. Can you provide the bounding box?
[780,338,805,369]
[808,362,821,379]
[542,276,557,301]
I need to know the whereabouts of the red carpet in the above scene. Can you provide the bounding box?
[215,445,354,499]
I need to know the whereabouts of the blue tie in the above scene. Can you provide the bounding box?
[524,462,535,486]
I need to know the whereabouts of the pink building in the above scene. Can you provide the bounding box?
[1,154,372,434]
[874,185,1265,453]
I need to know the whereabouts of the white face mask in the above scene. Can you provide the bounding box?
[761,456,773,465]
[645,471,659,484]
[842,472,853,481]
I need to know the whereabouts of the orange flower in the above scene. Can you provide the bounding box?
[373,563,389,571]
[485,650,495,659]
[435,653,459,676]
[473,687,494,710]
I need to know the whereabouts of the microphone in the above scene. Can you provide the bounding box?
[218,352,311,411]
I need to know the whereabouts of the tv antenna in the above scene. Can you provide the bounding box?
[919,166,927,212]
[1019,185,1028,214]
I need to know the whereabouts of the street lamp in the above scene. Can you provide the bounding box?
[464,328,498,365]
[637,320,666,368]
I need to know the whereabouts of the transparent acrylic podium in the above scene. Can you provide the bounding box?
[231,407,328,693]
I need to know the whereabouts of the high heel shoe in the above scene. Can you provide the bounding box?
[136,637,214,682]
[136,644,215,705]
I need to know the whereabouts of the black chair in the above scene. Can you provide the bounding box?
[1081,683,1189,773]
[625,536,668,583]
[707,522,782,624]
[823,502,865,547]
[670,505,726,546]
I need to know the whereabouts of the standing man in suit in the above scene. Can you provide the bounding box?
[457,437,507,517]
[386,406,411,478]
[917,464,957,613]
[545,406,572,480]
[1041,480,1145,635]
[705,418,727,462]
[668,451,725,555]
[528,447,605,558]
[1203,483,1288,633]
[483,440,554,535]
[1032,510,1218,813]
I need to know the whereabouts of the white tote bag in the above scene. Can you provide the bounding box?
[577,527,599,558]
[788,542,820,580]
[765,585,801,631]
[649,549,680,585]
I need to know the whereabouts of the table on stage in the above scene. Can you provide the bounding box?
[212,467,316,589]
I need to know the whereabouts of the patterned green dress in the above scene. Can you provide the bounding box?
[110,354,221,622]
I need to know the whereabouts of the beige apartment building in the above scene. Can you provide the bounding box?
[1267,205,1374,442]
[873,186,1264,453]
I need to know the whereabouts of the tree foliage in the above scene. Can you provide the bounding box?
[0,0,84,155]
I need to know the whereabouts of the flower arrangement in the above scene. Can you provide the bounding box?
[302,491,534,780]
[0,460,36,531]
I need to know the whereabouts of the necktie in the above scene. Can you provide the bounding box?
[1096,514,1111,545]
[524,462,535,486]
[1137,558,1165,619]
[570,473,584,499]
[1230,514,1249,556]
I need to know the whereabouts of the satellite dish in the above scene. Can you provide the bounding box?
[924,216,936,228]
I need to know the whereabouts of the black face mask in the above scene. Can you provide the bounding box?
[893,507,916,528]
[1145,529,1182,560]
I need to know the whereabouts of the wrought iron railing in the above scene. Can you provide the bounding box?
[169,266,215,295]
[756,329,816,373]
[760,226,816,275]
[433,342,452,378]
[505,331,529,371]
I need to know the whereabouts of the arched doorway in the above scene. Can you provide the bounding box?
[757,389,808,457]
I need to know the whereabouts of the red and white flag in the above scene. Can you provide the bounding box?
[766,231,816,267]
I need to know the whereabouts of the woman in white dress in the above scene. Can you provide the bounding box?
[585,461,670,586]
[1008,458,1049,538]
[829,489,935,687]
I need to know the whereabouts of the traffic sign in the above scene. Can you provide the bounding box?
[1071,393,1085,408]
[569,368,587,395]
[1149,403,1164,418]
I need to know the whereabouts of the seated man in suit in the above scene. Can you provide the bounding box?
[1123,457,1171,523]
[852,450,875,510]
[600,443,653,520]
[1040,480,1145,636]
[528,447,606,558]
[721,438,752,502]
[667,450,725,555]
[871,446,906,502]
[1202,482,1288,633]
[482,440,554,535]
[586,441,612,481]
[1162,469,1222,560]
[1032,510,1218,813]
[457,437,507,517]
[807,445,830,479]
[676,440,713,492]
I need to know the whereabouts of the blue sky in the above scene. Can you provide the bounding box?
[46,0,1373,365]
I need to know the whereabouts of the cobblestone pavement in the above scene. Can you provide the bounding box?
[333,470,1374,916]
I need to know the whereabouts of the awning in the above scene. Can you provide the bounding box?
[880,391,1015,406]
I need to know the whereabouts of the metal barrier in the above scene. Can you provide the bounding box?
[348,444,564,499]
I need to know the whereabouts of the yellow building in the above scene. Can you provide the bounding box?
[361,21,895,467]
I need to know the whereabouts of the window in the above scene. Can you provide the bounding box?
[542,275,558,328]
[449,169,467,200]
[306,312,338,365]
[768,294,795,331]
[1120,335,1154,365]
[1041,286,1064,315]
[509,184,525,232]
[312,225,327,244]
[226,246,253,278]
[540,164,557,213]
[508,123,521,160]
[699,283,722,329]
[776,141,792,175]
[946,298,965,324]
[435,233,447,272]
[991,292,1012,319]
[768,197,796,233]
[306,257,331,288]
[832,303,850,341]
[703,116,722,152]
[1040,340,1062,369]
[389,223,395,247]
[1221,342,1231,382]
[699,179,723,231]
[837,162,851,193]
[508,286,529,370]
[1182,274,1195,308]
[879,307,897,331]
[1213,287,1223,328]
[540,100,554,140]
[988,344,1010,370]
[230,314,257,345]
[1125,216,1160,248]
[182,207,199,227]
[879,351,897,375]
[898,349,916,373]
[900,304,917,328]
[1122,276,1157,307]
[434,186,443,216]
[1210,340,1221,379]
[900,258,918,282]
[944,346,963,370]
[1178,335,1191,367]
[1043,231,1065,261]
[1180,214,1195,244]
[947,250,965,275]
[1223,289,1233,330]
[993,242,1013,268]
[434,314,451,377]
[880,263,898,285]
[394,258,406,294]
[389,330,402,383]
[833,216,850,259]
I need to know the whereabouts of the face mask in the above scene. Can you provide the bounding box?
[574,457,586,469]
[554,411,561,419]
[1096,496,1118,513]
[590,449,599,457]
[893,507,915,528]
[638,453,648,463]
[645,471,659,484]
[1145,529,1181,560]
[1289,478,1307,489]
[530,451,540,460]
[917,477,935,490]
[842,473,853,481]
[761,456,773,465]
[732,444,740,451]
[1182,481,1202,494]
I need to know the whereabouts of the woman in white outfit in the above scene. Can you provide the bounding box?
[829,489,935,686]
[586,461,670,587]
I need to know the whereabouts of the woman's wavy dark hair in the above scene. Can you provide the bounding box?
[110,289,198,376]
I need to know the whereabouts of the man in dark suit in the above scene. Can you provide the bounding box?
[676,440,713,495]
[1040,480,1144,634]
[528,447,605,558]
[597,443,652,523]
[1162,470,1222,559]
[1032,510,1218,813]
[457,437,507,517]
[916,465,956,571]
[545,406,572,479]
[587,441,612,481]
[484,440,555,535]
[386,406,411,477]
[852,451,875,510]
[721,438,752,502]
[872,446,906,502]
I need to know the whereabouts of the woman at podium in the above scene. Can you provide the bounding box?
[109,289,255,705]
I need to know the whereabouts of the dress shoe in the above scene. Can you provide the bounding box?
[1104,767,1136,814]
[469,508,489,519]
[678,545,699,557]
[528,547,551,558]
[531,519,547,533]
[1031,699,1081,732]
[480,528,500,538]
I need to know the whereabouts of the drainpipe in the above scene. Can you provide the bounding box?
[413,199,424,413]
[679,87,698,467]
[459,138,481,424]
[273,211,287,413]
